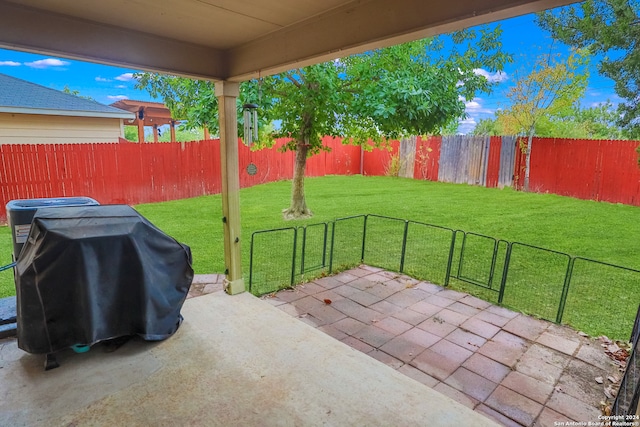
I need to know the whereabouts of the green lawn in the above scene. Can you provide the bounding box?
[2,175,639,338]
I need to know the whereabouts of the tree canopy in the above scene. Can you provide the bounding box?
[497,49,589,136]
[123,125,205,142]
[473,49,589,190]
[136,27,511,218]
[472,46,625,140]
[473,102,625,140]
[537,0,640,138]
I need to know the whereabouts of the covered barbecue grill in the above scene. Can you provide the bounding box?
[14,204,193,358]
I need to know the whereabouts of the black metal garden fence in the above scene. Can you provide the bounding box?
[613,305,640,416]
[249,214,640,339]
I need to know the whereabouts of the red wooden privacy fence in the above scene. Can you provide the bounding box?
[1,135,640,223]
[514,138,640,205]
[0,136,387,222]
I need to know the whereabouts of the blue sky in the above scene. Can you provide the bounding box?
[0,11,621,135]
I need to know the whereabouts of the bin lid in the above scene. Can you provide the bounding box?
[6,197,98,211]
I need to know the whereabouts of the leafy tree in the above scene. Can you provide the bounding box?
[440,120,461,136]
[473,101,625,139]
[123,126,138,141]
[135,76,221,135]
[62,85,95,101]
[490,49,589,190]
[472,117,505,136]
[155,126,206,142]
[537,0,640,138]
[123,125,207,142]
[538,102,625,139]
[137,27,511,219]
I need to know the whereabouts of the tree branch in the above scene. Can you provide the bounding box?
[285,71,302,88]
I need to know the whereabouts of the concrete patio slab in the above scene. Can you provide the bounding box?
[0,289,499,427]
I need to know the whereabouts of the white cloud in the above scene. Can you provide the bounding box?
[115,84,127,89]
[115,73,135,82]
[473,68,508,83]
[25,58,70,69]
[465,100,482,110]
[458,97,500,134]
[95,76,111,82]
[457,117,477,135]
[464,98,495,115]
[107,95,128,101]
[0,61,21,67]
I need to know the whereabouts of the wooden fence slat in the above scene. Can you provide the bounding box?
[498,136,516,188]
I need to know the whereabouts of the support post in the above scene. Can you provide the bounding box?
[215,81,245,295]
[137,118,144,143]
[170,120,177,143]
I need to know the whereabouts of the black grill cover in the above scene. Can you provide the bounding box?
[15,205,194,354]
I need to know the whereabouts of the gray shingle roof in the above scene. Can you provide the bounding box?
[0,73,133,119]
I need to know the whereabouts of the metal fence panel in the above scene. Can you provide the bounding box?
[500,243,572,322]
[402,221,455,285]
[448,232,508,303]
[329,215,366,273]
[249,227,297,295]
[247,214,640,343]
[299,222,329,276]
[455,232,501,289]
[563,258,640,339]
[613,305,640,416]
[362,215,407,271]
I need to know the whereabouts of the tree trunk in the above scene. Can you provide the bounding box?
[283,139,313,220]
[524,129,534,192]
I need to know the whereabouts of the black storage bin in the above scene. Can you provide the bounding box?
[6,197,99,258]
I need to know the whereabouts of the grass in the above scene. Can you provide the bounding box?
[2,175,640,338]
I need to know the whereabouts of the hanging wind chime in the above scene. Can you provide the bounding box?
[243,78,261,176]
[243,103,258,176]
[243,103,258,145]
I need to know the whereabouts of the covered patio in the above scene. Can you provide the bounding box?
[0,0,588,425]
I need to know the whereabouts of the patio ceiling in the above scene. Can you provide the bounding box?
[0,0,578,82]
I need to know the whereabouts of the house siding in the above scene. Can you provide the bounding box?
[0,113,125,144]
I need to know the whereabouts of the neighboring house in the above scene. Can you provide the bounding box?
[0,73,134,145]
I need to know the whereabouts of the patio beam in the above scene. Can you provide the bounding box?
[226,0,579,81]
[0,1,227,81]
[215,81,245,295]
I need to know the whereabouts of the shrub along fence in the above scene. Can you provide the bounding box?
[249,214,640,340]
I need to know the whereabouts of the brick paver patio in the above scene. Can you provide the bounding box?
[190,267,622,427]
